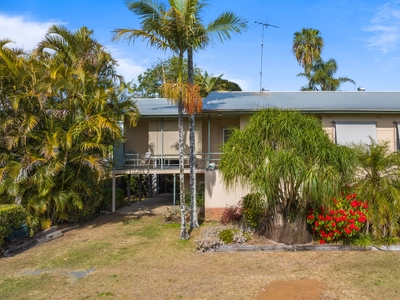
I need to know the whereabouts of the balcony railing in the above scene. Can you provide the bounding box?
[113,152,222,170]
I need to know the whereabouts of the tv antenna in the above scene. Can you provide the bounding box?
[255,21,279,92]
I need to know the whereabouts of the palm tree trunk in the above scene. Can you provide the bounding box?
[188,47,199,229]
[178,94,189,240]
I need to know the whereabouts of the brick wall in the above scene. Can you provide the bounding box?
[205,207,225,221]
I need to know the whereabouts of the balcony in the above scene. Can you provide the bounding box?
[113,152,222,173]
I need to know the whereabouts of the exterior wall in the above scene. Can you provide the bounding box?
[126,118,202,156]
[201,115,241,158]
[204,170,249,220]
[322,114,400,151]
[125,119,149,154]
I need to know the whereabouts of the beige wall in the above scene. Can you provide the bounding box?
[322,114,400,151]
[125,119,149,154]
[204,170,249,208]
[202,117,240,153]
[126,118,202,155]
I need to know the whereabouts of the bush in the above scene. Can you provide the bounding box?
[307,192,368,244]
[0,204,27,248]
[218,228,234,243]
[220,206,243,225]
[241,193,265,229]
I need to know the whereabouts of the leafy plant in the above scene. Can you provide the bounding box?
[307,191,368,244]
[241,193,265,229]
[220,206,243,225]
[0,204,27,248]
[353,139,400,239]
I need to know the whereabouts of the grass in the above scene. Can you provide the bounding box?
[1,213,400,299]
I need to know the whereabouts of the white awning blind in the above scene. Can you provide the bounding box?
[335,122,377,145]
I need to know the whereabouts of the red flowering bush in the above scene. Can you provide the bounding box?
[307,192,368,244]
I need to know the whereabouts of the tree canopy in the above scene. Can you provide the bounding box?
[219,108,356,244]
[129,56,242,98]
[298,58,355,91]
[0,27,138,229]
[292,28,355,91]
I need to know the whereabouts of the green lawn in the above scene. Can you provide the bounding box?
[1,213,399,299]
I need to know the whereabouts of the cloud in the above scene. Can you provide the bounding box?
[364,2,400,53]
[114,56,147,82]
[105,45,148,82]
[0,14,59,51]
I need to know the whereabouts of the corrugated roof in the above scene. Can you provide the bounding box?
[135,91,400,116]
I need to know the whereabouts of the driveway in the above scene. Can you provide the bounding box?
[115,193,176,216]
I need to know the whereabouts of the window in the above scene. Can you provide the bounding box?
[223,128,234,145]
[334,122,377,145]
[396,122,400,151]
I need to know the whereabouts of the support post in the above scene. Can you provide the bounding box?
[208,115,211,163]
[139,174,142,202]
[112,171,116,212]
[173,173,176,206]
[127,174,131,205]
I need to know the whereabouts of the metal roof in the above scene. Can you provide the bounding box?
[135,91,400,116]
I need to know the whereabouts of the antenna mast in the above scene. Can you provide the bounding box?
[255,21,278,92]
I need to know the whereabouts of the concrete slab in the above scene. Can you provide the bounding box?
[115,193,176,216]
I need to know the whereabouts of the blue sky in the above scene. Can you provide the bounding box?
[1,0,399,92]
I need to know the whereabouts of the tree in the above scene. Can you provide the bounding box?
[298,58,355,91]
[114,0,246,236]
[183,1,247,229]
[199,71,223,97]
[292,28,324,87]
[129,59,239,98]
[219,108,355,244]
[292,28,324,71]
[113,0,194,239]
[0,27,138,229]
[353,139,400,239]
[212,77,242,92]
[129,57,203,98]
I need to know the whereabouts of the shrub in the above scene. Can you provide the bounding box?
[307,192,368,244]
[218,228,234,243]
[241,193,265,229]
[220,206,243,225]
[0,204,27,248]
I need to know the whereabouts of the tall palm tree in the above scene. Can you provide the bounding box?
[113,0,194,239]
[184,1,247,229]
[292,28,324,86]
[297,58,355,91]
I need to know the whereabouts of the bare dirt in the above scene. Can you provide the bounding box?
[256,279,323,300]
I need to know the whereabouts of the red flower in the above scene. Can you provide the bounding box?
[358,216,367,223]
[331,222,336,227]
[318,215,325,220]
[319,239,326,244]
[307,215,314,220]
[344,228,352,234]
[362,203,368,209]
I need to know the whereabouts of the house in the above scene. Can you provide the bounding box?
[112,91,400,219]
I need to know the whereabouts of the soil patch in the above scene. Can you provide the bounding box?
[256,279,323,300]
